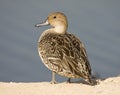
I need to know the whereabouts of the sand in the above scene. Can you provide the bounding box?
[0,76,120,95]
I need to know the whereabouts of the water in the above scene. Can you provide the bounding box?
[0,0,120,82]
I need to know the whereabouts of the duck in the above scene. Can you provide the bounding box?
[35,12,94,85]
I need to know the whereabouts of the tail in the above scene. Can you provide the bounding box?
[86,71,100,85]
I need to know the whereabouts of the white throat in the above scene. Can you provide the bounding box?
[54,26,66,34]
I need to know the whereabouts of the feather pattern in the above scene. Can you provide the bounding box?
[38,33,91,79]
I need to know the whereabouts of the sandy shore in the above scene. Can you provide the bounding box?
[0,76,120,95]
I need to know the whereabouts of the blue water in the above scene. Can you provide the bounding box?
[0,0,120,82]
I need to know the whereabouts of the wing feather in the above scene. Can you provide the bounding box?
[38,33,91,78]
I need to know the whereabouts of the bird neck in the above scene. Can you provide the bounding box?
[53,25,67,34]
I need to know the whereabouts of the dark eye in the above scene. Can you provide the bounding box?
[53,16,56,19]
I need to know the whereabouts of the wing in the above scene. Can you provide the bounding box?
[38,33,91,79]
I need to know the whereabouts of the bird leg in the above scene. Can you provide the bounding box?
[51,71,57,84]
[67,78,71,83]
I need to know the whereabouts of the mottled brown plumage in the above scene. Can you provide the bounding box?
[35,12,93,85]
